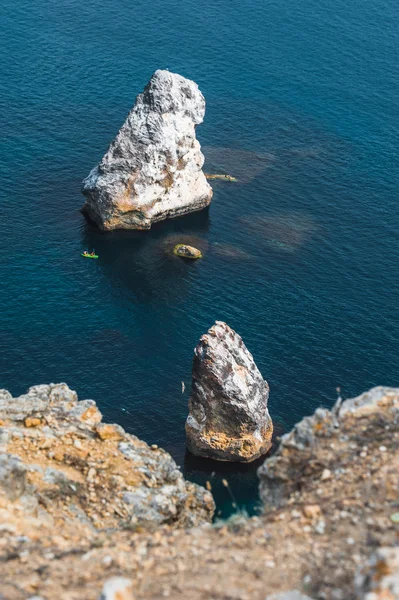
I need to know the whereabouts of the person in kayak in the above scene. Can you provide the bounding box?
[90,250,96,256]
[83,250,89,256]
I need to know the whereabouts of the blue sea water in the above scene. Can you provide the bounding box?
[0,0,398,516]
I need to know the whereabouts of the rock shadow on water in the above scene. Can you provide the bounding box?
[203,147,276,184]
[80,209,210,303]
[239,213,318,253]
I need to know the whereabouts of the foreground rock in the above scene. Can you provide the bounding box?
[0,383,214,545]
[186,321,273,461]
[173,244,202,259]
[258,386,399,510]
[355,547,399,600]
[1,385,398,599]
[82,70,213,230]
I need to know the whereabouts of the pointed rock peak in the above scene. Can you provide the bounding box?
[186,321,273,462]
[82,70,212,231]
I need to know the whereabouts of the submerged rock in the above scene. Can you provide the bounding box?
[205,173,237,182]
[186,321,273,462]
[82,70,213,230]
[173,244,202,259]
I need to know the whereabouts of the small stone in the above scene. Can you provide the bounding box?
[87,468,97,482]
[96,423,124,441]
[320,468,332,481]
[291,509,302,519]
[39,438,53,449]
[53,450,65,462]
[151,444,158,450]
[99,577,134,600]
[303,505,321,520]
[314,519,326,534]
[390,512,399,523]
[24,417,42,428]
[346,537,355,545]
[303,525,312,533]
[379,445,387,452]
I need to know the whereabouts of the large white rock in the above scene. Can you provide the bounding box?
[82,70,213,230]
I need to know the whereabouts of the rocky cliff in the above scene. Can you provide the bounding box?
[1,385,398,600]
[0,383,214,541]
[186,321,273,462]
[82,70,213,230]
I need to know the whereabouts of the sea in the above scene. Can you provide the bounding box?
[0,0,398,517]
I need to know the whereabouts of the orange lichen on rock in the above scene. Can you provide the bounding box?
[24,417,42,427]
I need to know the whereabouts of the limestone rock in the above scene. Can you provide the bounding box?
[173,244,202,259]
[186,321,273,462]
[82,69,213,230]
[0,383,214,537]
[258,386,399,509]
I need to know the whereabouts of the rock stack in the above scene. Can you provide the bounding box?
[186,321,273,462]
[82,70,213,230]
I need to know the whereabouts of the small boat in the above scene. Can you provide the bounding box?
[81,253,98,259]
[205,173,237,182]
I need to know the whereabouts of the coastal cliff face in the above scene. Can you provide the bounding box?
[186,321,273,462]
[1,385,398,600]
[0,383,214,544]
[258,386,399,511]
[82,70,213,230]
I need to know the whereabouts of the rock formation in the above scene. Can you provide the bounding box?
[186,321,273,462]
[82,70,213,230]
[0,383,214,542]
[173,244,202,259]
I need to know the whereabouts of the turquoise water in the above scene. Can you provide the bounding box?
[0,0,398,516]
